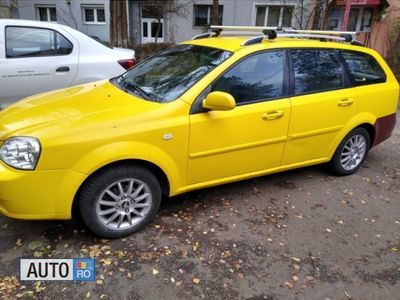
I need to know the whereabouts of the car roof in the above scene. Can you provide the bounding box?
[183,36,370,53]
[0,18,71,31]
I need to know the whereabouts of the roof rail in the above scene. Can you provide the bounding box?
[194,25,363,46]
[277,33,347,41]
[210,25,358,36]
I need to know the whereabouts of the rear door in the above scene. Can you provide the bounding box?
[0,25,78,106]
[282,48,358,165]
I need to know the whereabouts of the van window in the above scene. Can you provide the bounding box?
[290,49,343,95]
[340,50,386,86]
[6,26,73,58]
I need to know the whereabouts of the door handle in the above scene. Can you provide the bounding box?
[56,66,70,73]
[262,110,284,120]
[338,98,354,107]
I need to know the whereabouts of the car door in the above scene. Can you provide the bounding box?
[281,48,358,165]
[188,50,291,184]
[0,25,78,107]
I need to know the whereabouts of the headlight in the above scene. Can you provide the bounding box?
[0,137,41,170]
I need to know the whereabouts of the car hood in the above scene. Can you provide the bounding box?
[0,80,166,140]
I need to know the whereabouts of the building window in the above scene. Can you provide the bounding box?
[327,7,340,30]
[193,5,223,27]
[82,6,106,24]
[255,5,294,27]
[327,7,374,32]
[37,6,57,22]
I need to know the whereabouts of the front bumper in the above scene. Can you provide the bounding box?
[0,163,87,220]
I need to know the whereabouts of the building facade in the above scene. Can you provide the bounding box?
[128,0,314,44]
[5,0,400,60]
[323,0,398,57]
[0,0,18,18]
[17,0,110,41]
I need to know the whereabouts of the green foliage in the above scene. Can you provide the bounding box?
[387,17,400,80]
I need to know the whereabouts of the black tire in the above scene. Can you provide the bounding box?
[78,165,161,238]
[329,127,371,176]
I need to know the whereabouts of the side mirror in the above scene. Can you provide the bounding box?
[202,91,236,111]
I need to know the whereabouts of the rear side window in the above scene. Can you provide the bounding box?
[340,50,386,86]
[211,50,285,104]
[290,49,344,95]
[6,26,73,58]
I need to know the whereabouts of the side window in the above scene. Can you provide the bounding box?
[211,51,285,104]
[291,49,343,95]
[340,50,386,86]
[5,26,73,58]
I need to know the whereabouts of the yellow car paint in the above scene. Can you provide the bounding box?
[0,36,398,220]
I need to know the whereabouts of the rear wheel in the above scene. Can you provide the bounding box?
[78,165,161,238]
[329,127,370,176]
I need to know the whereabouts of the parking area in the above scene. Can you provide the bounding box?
[0,114,399,300]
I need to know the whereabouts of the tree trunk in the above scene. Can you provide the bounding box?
[211,0,219,25]
[155,18,162,44]
[312,0,329,30]
[110,0,129,48]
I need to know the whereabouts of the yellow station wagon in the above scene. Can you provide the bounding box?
[0,26,398,238]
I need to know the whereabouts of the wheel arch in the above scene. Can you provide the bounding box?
[357,123,375,147]
[71,159,171,220]
[328,113,377,159]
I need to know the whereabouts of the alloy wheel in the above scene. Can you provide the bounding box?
[96,178,152,230]
[340,134,367,171]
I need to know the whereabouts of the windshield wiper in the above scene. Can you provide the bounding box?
[120,78,151,100]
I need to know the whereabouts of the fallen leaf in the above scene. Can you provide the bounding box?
[292,257,301,262]
[284,281,293,289]
[305,275,314,281]
[192,278,200,284]
[28,241,44,251]
[100,258,112,266]
[152,268,159,275]
[34,251,43,258]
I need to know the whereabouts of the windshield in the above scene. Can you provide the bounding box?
[115,44,232,103]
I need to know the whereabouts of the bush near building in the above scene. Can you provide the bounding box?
[132,43,174,62]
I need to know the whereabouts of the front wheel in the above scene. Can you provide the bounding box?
[78,165,161,238]
[329,127,370,176]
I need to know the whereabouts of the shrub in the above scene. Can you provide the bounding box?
[131,43,175,62]
[387,17,400,80]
